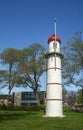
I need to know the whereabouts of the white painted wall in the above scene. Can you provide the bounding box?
[45,38,64,117]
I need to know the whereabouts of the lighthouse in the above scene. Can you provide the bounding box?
[45,34,64,117]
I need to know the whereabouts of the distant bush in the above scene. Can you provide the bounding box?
[13,106,25,111]
[7,105,44,111]
[0,104,45,112]
[26,106,41,111]
[7,105,14,110]
[39,105,45,110]
[0,104,7,110]
[63,107,72,112]
[13,105,43,111]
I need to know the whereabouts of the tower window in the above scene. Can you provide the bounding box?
[53,42,57,49]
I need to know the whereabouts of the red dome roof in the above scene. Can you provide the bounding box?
[48,34,61,43]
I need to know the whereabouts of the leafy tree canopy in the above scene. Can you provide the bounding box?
[62,32,83,103]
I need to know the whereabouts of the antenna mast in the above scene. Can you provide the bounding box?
[54,18,56,70]
[54,18,56,39]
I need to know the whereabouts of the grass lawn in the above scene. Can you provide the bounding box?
[0,110,83,130]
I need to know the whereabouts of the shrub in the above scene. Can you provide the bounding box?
[63,107,72,112]
[24,105,41,111]
[8,105,14,110]
[13,106,25,111]
[0,104,7,110]
[0,104,45,112]
[13,105,44,111]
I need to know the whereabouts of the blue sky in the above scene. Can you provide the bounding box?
[0,0,83,94]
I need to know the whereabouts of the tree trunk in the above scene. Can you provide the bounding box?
[7,63,12,106]
[6,88,11,106]
[34,90,40,106]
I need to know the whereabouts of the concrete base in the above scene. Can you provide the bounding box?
[43,115,66,118]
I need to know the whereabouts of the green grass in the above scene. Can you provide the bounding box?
[0,110,83,130]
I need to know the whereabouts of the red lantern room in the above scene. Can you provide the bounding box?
[48,34,61,44]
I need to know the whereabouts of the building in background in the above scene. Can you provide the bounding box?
[13,91,46,106]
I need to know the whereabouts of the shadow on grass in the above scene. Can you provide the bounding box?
[0,111,38,122]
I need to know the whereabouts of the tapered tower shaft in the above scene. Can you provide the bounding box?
[45,34,64,117]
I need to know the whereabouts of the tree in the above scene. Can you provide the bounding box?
[63,87,68,104]
[18,43,46,105]
[77,89,83,104]
[0,48,22,106]
[67,91,77,106]
[62,32,83,103]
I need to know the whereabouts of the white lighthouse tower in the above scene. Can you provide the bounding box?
[45,34,64,117]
